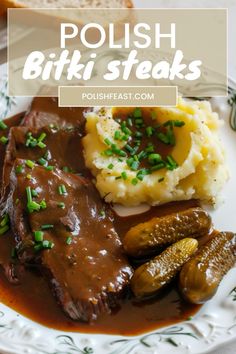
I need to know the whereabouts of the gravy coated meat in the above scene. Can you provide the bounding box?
[22,97,86,129]
[1,125,86,204]
[6,160,132,321]
[0,113,24,189]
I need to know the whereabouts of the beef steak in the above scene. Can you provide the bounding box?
[1,125,86,204]
[6,159,132,321]
[22,97,86,129]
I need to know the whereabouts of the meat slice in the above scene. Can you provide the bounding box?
[22,97,86,129]
[1,125,87,206]
[6,159,132,322]
[0,113,24,188]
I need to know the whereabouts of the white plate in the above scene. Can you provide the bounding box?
[0,62,236,354]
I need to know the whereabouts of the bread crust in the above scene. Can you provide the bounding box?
[1,0,133,12]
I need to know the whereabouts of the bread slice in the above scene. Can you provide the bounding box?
[1,0,133,11]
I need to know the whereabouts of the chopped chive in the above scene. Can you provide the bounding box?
[99,209,106,217]
[26,186,32,204]
[135,118,143,126]
[15,165,23,174]
[34,244,43,252]
[173,120,185,127]
[146,126,153,137]
[130,146,139,156]
[58,184,67,195]
[61,185,67,194]
[15,198,19,205]
[133,108,142,118]
[136,174,144,181]
[121,134,129,141]
[108,163,114,170]
[42,240,54,249]
[66,236,72,245]
[26,174,32,180]
[0,136,8,145]
[27,201,41,213]
[126,157,134,167]
[45,165,54,171]
[104,138,112,146]
[26,160,35,169]
[25,132,37,148]
[164,120,185,127]
[0,120,7,130]
[34,231,44,242]
[127,117,133,127]
[38,157,47,166]
[40,200,47,209]
[37,141,46,149]
[41,224,54,230]
[157,132,170,144]
[38,132,46,142]
[150,162,166,172]
[103,149,113,156]
[166,126,175,146]
[26,188,42,213]
[113,147,126,157]
[121,171,128,180]
[0,214,9,227]
[114,130,121,140]
[125,144,134,154]
[58,202,65,209]
[138,151,147,160]
[115,176,122,180]
[11,248,17,259]
[145,144,154,153]
[130,161,139,171]
[62,166,70,172]
[0,224,9,235]
[121,126,132,135]
[31,189,38,197]
[136,168,150,181]
[131,178,138,185]
[148,153,162,165]
[166,155,178,170]
[134,131,143,139]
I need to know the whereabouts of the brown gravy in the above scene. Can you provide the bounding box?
[113,107,174,169]
[0,203,201,335]
[0,114,202,336]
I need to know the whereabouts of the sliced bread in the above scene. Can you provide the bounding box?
[1,0,133,11]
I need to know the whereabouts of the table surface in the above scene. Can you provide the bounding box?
[0,1,236,353]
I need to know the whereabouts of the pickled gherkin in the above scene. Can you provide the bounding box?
[179,232,236,304]
[131,238,198,298]
[123,207,211,257]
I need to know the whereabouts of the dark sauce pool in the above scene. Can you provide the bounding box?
[0,112,203,336]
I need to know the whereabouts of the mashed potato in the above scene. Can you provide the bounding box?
[82,98,229,206]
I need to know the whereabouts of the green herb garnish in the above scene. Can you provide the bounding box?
[0,121,7,130]
[0,136,8,145]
